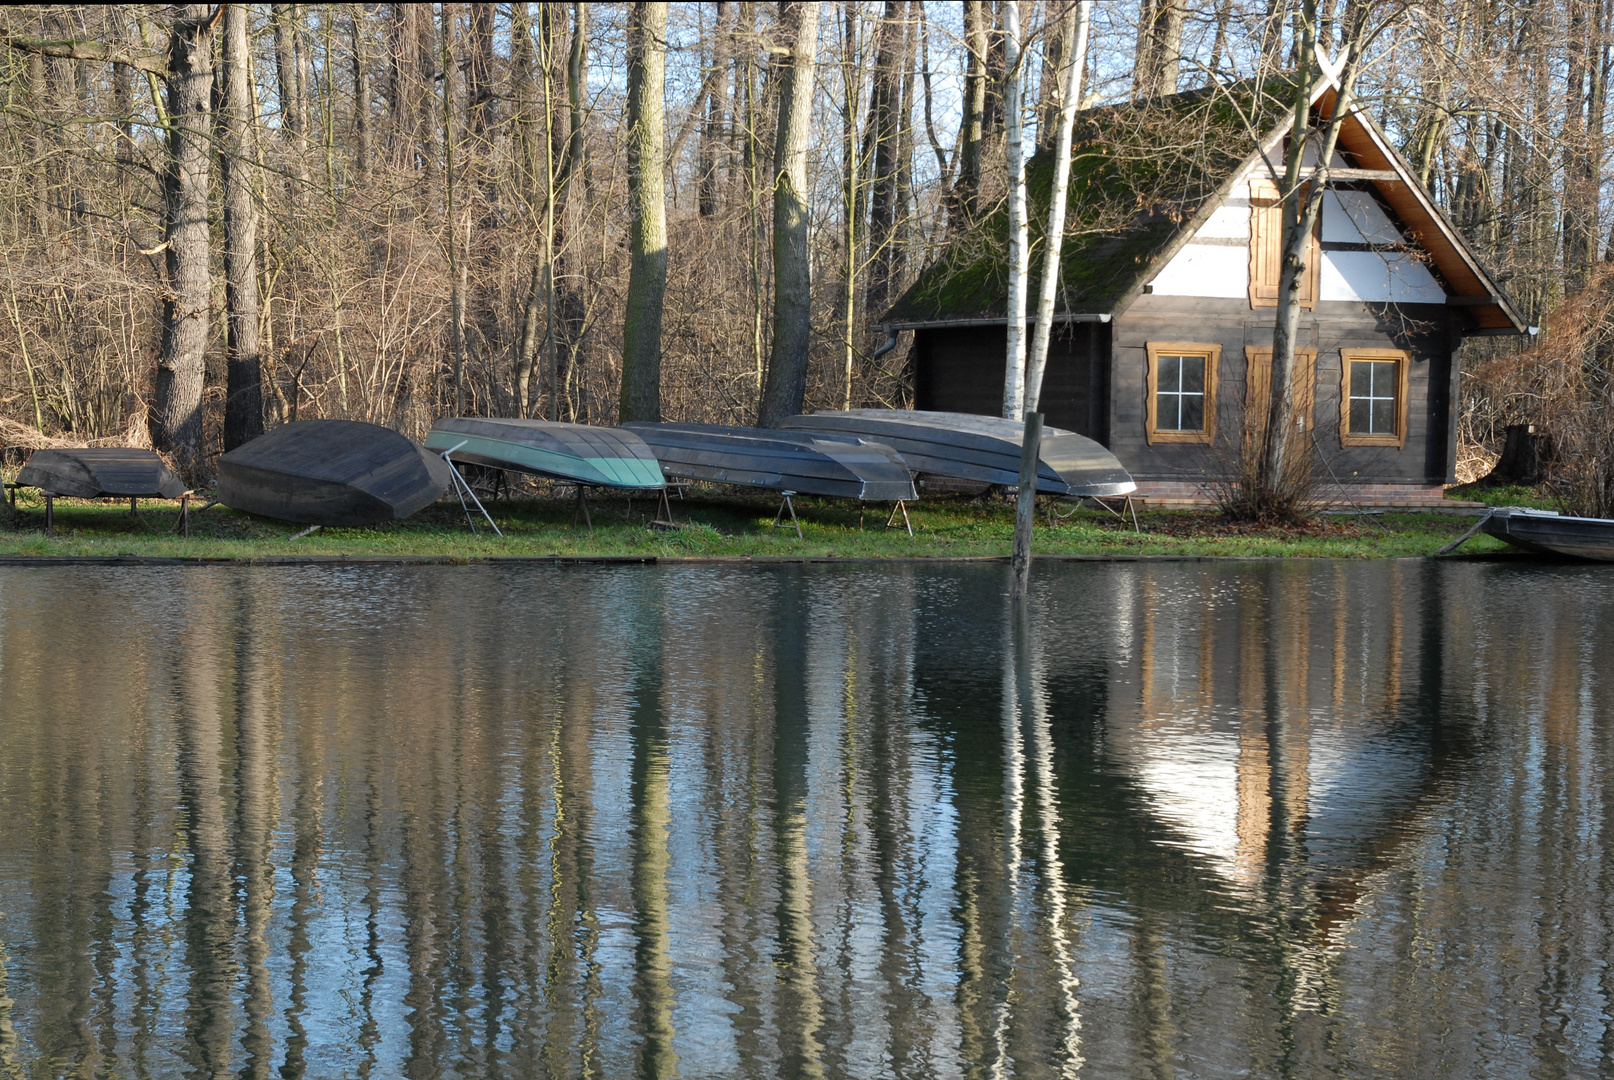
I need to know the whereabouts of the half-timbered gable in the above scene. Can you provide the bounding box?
[885,76,1526,506]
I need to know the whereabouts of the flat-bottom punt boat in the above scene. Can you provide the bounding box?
[424,417,665,489]
[218,419,454,527]
[1479,506,1614,561]
[622,422,918,502]
[15,447,187,501]
[780,409,1136,497]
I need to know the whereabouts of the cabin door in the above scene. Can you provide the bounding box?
[1243,347,1318,453]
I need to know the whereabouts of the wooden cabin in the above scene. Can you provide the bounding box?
[883,76,1527,506]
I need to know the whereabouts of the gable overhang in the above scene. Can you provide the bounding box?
[1324,90,1527,335]
[1109,80,1527,336]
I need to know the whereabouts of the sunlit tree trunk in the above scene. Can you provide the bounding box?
[221,3,263,451]
[1000,0,1028,421]
[1014,0,1090,595]
[758,1,820,427]
[152,5,215,478]
[621,2,668,423]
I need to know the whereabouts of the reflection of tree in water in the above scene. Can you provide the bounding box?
[1,563,1612,1075]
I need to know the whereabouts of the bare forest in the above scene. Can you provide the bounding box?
[0,2,1609,492]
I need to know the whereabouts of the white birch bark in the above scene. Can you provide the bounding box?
[1000,0,1029,421]
[1024,0,1091,414]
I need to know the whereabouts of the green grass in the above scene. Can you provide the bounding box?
[0,485,1513,561]
[1444,482,1561,510]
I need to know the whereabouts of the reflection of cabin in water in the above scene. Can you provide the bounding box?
[883,76,1527,506]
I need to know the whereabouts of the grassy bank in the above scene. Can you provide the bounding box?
[0,485,1512,560]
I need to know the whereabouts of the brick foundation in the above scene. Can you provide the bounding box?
[1129,480,1478,509]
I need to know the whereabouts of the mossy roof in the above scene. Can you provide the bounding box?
[885,76,1304,324]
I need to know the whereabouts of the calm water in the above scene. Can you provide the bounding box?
[0,560,1611,1078]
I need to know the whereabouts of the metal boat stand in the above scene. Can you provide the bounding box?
[771,490,802,538]
[438,443,503,536]
[885,500,913,536]
[172,491,194,537]
[43,492,53,534]
[1073,494,1141,532]
[650,485,678,529]
[571,485,593,533]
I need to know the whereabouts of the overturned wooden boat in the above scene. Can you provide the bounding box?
[217,419,454,527]
[622,422,918,502]
[424,417,665,489]
[1478,506,1614,561]
[15,447,186,500]
[781,409,1136,497]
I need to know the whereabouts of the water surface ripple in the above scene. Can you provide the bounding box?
[0,561,1611,1078]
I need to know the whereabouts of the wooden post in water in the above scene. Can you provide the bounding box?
[1011,412,1042,599]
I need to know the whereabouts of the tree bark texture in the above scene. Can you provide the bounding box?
[273,4,310,183]
[621,2,669,423]
[1134,0,1185,99]
[221,3,263,452]
[1001,0,1029,421]
[153,4,215,479]
[1024,0,1090,414]
[699,2,733,218]
[866,0,910,321]
[759,1,821,428]
[954,0,987,227]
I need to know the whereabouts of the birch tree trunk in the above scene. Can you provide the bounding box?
[1024,0,1091,413]
[758,1,820,427]
[620,1,668,423]
[221,3,263,451]
[153,4,215,479]
[1014,0,1090,598]
[1000,0,1029,422]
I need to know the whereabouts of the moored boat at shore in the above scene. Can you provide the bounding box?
[780,409,1135,497]
[217,419,453,526]
[622,422,918,502]
[424,417,665,489]
[1478,506,1614,561]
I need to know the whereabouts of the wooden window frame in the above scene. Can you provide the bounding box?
[1248,178,1320,311]
[1146,341,1220,445]
[1243,346,1318,450]
[1339,348,1409,448]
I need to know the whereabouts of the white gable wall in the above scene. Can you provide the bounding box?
[1147,169,1446,304]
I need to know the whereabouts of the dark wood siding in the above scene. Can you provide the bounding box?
[1111,295,1461,484]
[912,322,1110,443]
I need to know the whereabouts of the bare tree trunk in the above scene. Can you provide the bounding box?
[955,0,987,227]
[350,8,373,178]
[153,5,216,479]
[1001,0,1029,421]
[842,0,862,409]
[222,3,263,451]
[441,4,468,414]
[1024,0,1090,415]
[866,1,909,321]
[273,4,311,184]
[621,2,668,423]
[758,1,820,428]
[1134,0,1184,99]
[1258,0,1372,509]
[1014,0,1092,596]
[699,2,733,218]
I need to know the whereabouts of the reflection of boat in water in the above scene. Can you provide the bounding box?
[217,419,453,526]
[15,447,186,500]
[424,417,665,489]
[1478,506,1614,561]
[780,408,1136,497]
[623,422,917,501]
